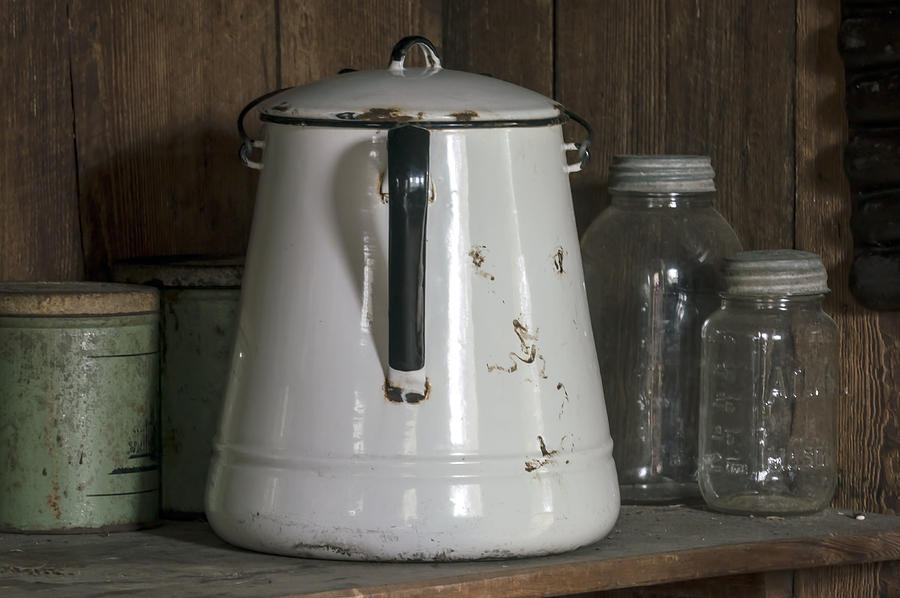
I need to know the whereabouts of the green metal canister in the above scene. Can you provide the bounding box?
[0,282,160,532]
[112,257,242,517]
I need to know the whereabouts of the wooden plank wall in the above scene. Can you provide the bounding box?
[69,0,278,280]
[0,0,895,596]
[793,1,894,594]
[557,0,796,247]
[0,0,83,280]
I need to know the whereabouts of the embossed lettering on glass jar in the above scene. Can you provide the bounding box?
[698,250,839,515]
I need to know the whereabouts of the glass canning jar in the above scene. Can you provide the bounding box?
[698,250,839,515]
[581,155,742,504]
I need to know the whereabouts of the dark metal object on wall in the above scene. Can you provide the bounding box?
[841,4,900,310]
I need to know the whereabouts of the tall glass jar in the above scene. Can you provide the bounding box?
[698,250,839,515]
[582,155,742,504]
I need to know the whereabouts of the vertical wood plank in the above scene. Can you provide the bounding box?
[796,0,900,518]
[880,561,900,597]
[555,1,664,233]
[662,1,796,250]
[70,0,277,278]
[278,0,442,86]
[0,0,83,280]
[794,564,880,598]
[442,0,553,97]
[583,570,793,597]
[555,0,796,247]
[794,0,898,595]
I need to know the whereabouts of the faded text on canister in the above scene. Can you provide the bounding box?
[0,283,160,532]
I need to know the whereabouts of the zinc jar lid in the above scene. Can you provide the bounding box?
[608,155,716,194]
[111,255,244,289]
[723,250,830,296]
[254,36,564,127]
[0,282,159,316]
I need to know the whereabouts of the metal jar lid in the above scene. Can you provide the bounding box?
[111,255,244,289]
[608,155,716,194]
[0,282,159,316]
[723,250,830,296]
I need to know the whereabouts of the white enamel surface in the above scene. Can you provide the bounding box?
[260,66,561,123]
[206,124,619,560]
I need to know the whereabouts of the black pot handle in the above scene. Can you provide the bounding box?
[388,125,431,372]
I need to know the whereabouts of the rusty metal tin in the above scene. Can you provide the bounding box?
[0,282,160,532]
[113,257,242,517]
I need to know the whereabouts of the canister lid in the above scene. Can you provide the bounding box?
[0,282,159,316]
[723,250,830,296]
[256,36,563,126]
[608,155,716,194]
[111,256,244,289]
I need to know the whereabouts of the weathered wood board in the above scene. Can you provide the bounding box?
[1,507,898,597]
[0,0,83,281]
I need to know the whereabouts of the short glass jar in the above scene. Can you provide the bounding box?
[581,155,742,504]
[698,250,839,515]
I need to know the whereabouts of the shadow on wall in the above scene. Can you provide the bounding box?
[78,128,257,281]
[571,178,609,240]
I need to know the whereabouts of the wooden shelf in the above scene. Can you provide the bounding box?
[2,506,899,597]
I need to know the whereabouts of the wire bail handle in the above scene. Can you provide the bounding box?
[562,109,593,173]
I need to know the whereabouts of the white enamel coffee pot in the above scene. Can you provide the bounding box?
[206,36,619,560]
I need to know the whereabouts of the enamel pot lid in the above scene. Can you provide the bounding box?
[247,36,566,128]
[238,36,593,170]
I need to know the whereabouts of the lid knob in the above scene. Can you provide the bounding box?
[389,36,442,72]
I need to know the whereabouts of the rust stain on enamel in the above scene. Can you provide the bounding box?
[384,377,431,404]
[553,247,565,274]
[487,319,538,373]
[525,435,558,472]
[468,246,495,280]
[450,110,478,122]
[355,107,416,122]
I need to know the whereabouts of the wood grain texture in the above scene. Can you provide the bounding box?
[795,0,900,595]
[798,0,900,516]
[305,535,900,598]
[278,0,442,86]
[880,560,900,597]
[794,564,880,598]
[555,0,796,245]
[0,0,83,281]
[69,0,277,279]
[442,0,553,96]
[2,507,900,597]
[583,571,793,598]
